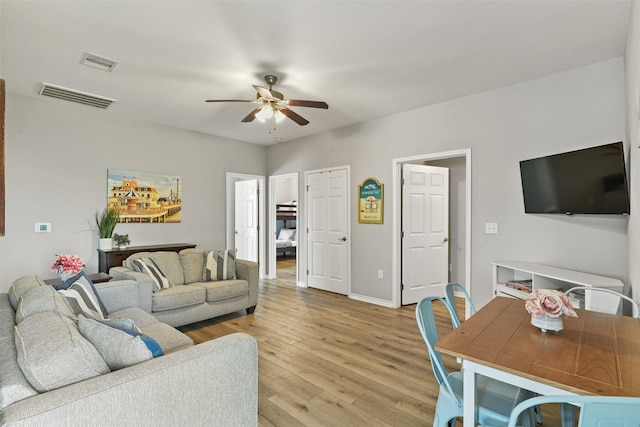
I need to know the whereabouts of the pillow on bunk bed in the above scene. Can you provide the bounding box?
[278,228,296,241]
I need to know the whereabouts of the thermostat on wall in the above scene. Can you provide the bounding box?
[35,223,51,233]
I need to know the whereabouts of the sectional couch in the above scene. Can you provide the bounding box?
[0,274,258,426]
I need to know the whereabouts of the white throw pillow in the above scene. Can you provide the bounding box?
[278,228,296,241]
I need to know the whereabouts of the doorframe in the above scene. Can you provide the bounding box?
[268,172,299,280]
[226,172,266,279]
[392,149,472,312]
[303,165,351,293]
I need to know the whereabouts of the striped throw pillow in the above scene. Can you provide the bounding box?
[132,257,171,293]
[204,249,236,281]
[54,272,108,320]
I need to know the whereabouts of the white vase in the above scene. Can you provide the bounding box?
[99,238,113,250]
[59,271,72,281]
[531,314,563,333]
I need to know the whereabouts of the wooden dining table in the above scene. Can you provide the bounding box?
[435,296,640,427]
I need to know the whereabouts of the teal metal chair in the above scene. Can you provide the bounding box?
[559,287,639,426]
[564,286,639,318]
[444,282,476,327]
[483,394,640,427]
[415,296,535,427]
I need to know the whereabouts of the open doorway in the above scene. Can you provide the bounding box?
[392,149,472,316]
[226,172,265,278]
[268,173,298,281]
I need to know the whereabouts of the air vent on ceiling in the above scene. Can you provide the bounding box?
[38,83,117,110]
[80,52,118,72]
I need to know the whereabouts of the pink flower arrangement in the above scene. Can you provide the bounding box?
[51,254,84,275]
[525,289,578,319]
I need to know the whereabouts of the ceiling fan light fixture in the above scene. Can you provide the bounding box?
[206,74,327,126]
[256,105,273,122]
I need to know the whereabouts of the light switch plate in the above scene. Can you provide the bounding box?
[485,222,498,234]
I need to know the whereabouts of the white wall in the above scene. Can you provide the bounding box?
[268,58,627,307]
[1,58,628,305]
[0,94,266,292]
[625,0,640,302]
[274,176,297,203]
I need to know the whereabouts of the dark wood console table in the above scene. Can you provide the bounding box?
[44,272,112,287]
[98,243,196,273]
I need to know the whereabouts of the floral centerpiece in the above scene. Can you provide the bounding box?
[525,289,577,332]
[51,254,84,280]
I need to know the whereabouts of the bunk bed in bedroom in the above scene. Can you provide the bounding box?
[276,201,297,256]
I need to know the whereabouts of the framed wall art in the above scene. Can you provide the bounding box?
[358,177,383,224]
[107,169,182,223]
[0,79,5,236]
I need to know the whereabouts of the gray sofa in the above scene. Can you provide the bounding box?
[109,249,259,327]
[0,275,258,426]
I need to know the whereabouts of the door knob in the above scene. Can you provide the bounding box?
[339,236,347,242]
[442,237,449,243]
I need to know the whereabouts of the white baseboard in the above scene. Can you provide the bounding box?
[349,292,395,308]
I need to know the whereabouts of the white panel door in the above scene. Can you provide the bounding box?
[235,179,258,262]
[402,164,449,303]
[307,169,349,295]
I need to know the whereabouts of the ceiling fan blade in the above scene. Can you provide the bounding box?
[252,85,275,101]
[205,99,254,103]
[280,108,309,126]
[286,100,329,109]
[241,108,262,123]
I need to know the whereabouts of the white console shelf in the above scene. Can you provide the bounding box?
[492,261,624,310]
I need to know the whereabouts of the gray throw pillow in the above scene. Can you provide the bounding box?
[14,312,110,392]
[180,250,205,284]
[15,286,75,324]
[8,275,42,311]
[77,315,163,371]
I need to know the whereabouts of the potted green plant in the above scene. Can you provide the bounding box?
[95,207,120,250]
[112,233,131,249]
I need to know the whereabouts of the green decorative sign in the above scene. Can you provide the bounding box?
[358,178,383,224]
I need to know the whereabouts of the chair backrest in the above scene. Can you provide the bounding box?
[504,395,640,427]
[565,286,639,318]
[415,296,461,405]
[444,282,477,327]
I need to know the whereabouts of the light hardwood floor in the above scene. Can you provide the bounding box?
[179,259,563,426]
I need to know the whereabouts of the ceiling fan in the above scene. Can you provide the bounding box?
[205,75,328,126]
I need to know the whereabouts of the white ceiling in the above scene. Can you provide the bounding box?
[0,0,632,145]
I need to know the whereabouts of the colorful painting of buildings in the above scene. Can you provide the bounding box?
[107,169,182,223]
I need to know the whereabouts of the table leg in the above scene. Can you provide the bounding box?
[462,362,476,427]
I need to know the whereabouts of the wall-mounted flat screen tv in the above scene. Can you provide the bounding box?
[519,141,630,215]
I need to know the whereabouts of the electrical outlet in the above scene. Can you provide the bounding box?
[485,222,498,234]
[377,269,383,279]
